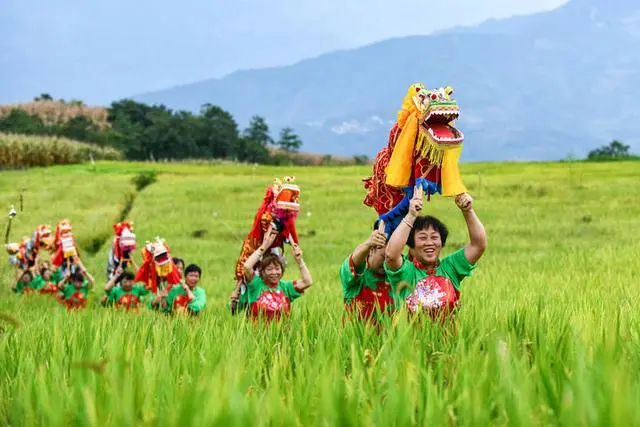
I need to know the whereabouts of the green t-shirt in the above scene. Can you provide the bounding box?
[165,285,207,314]
[236,276,303,312]
[51,269,63,284]
[339,255,391,303]
[61,281,90,299]
[108,284,149,304]
[14,278,37,293]
[339,255,395,319]
[384,248,476,308]
[29,276,47,290]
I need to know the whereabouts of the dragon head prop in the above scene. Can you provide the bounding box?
[113,221,136,260]
[233,176,301,281]
[50,219,81,268]
[363,83,467,235]
[134,236,181,293]
[107,221,137,279]
[32,224,54,251]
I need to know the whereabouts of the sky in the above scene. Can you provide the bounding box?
[0,0,569,104]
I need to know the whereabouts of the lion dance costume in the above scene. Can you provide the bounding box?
[134,237,181,294]
[233,176,301,281]
[230,177,301,312]
[363,83,467,235]
[6,224,55,270]
[107,221,136,279]
[50,219,80,273]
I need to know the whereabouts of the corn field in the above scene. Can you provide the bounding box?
[0,133,122,168]
[0,101,109,129]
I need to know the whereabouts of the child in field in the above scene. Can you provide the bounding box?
[57,264,95,309]
[384,187,487,319]
[165,264,207,316]
[235,226,312,320]
[340,220,394,324]
[104,267,150,310]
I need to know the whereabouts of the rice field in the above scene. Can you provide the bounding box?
[0,160,639,426]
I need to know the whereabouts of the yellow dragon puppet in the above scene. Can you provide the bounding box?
[363,83,467,235]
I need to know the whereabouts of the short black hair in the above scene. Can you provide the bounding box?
[21,270,33,281]
[407,215,449,248]
[173,257,184,266]
[120,271,135,281]
[70,271,85,283]
[185,264,201,276]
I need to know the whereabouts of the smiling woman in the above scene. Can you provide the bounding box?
[384,185,487,318]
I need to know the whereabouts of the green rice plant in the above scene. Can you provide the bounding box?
[0,160,639,426]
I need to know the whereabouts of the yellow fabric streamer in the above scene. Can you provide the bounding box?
[441,144,467,196]
[385,113,418,187]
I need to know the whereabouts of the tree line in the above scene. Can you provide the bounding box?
[0,94,304,164]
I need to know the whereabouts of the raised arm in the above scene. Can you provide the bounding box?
[385,185,423,270]
[455,193,487,265]
[290,241,312,292]
[351,221,387,270]
[104,265,123,292]
[77,260,95,288]
[243,225,277,282]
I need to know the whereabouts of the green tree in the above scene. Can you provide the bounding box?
[0,110,46,135]
[243,116,273,147]
[587,140,631,160]
[34,93,53,101]
[199,103,241,159]
[277,127,303,153]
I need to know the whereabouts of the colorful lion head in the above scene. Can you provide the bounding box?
[34,224,54,251]
[135,236,181,293]
[272,176,300,214]
[113,221,136,259]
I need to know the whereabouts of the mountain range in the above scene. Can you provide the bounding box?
[134,0,640,161]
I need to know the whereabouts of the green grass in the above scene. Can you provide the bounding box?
[1,160,639,426]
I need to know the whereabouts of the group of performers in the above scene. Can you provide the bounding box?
[7,218,207,315]
[228,83,487,324]
[5,83,487,325]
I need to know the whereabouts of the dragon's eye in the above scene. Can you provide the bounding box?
[430,93,438,100]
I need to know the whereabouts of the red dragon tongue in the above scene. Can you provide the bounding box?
[429,123,455,139]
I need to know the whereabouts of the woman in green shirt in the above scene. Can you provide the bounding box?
[236,225,313,321]
[384,186,487,318]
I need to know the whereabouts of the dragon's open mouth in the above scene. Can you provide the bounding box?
[422,109,464,145]
[154,251,169,265]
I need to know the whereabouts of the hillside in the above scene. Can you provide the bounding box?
[0,160,639,424]
[134,0,640,161]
